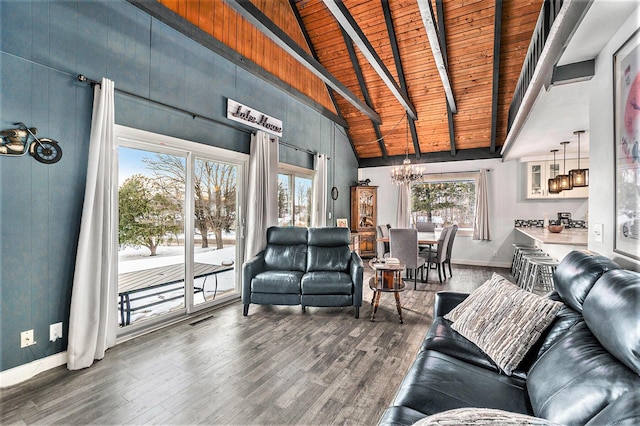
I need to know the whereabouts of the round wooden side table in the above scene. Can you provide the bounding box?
[368,259,406,323]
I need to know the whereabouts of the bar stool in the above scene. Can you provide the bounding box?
[517,252,552,288]
[511,244,537,274]
[513,247,544,282]
[523,256,559,292]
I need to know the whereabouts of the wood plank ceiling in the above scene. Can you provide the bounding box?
[155,0,542,167]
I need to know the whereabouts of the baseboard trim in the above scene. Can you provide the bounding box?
[452,260,512,269]
[0,352,67,389]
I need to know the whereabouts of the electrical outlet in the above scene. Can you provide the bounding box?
[21,329,35,348]
[50,322,63,342]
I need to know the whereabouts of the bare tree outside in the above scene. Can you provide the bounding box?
[143,155,237,249]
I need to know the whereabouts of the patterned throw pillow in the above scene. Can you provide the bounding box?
[444,273,563,375]
[412,407,561,425]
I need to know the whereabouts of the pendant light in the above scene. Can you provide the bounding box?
[557,141,573,191]
[548,149,561,194]
[569,130,589,187]
[391,117,423,185]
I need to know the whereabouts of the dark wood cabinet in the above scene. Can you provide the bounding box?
[350,186,377,257]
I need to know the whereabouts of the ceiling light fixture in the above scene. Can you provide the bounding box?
[569,130,588,187]
[548,149,561,194]
[557,141,573,191]
[391,119,423,186]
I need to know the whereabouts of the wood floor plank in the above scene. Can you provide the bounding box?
[2,264,512,425]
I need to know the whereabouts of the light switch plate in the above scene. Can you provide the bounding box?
[593,223,603,243]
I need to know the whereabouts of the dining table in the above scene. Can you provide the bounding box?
[376,231,439,246]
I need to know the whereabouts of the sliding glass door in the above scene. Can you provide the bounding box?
[116,127,245,331]
[117,147,187,327]
[192,158,238,307]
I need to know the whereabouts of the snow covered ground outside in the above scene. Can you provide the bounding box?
[118,236,238,326]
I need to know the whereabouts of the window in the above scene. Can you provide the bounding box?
[278,164,313,227]
[411,173,477,233]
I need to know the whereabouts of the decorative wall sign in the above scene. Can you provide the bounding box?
[613,29,640,260]
[227,99,283,137]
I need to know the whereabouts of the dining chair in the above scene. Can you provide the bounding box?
[421,225,451,283]
[416,221,436,232]
[389,228,427,290]
[442,224,458,278]
[376,224,390,259]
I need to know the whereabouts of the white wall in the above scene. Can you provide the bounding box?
[588,5,640,271]
[359,158,587,267]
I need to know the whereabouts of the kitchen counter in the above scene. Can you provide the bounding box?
[515,226,588,261]
[515,227,588,246]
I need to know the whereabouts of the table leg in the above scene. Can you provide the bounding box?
[371,291,382,322]
[394,292,403,324]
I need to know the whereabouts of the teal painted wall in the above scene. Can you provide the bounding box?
[0,0,358,372]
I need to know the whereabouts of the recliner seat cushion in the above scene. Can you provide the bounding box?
[421,317,501,373]
[527,322,640,425]
[252,271,304,294]
[301,271,353,295]
[390,350,530,417]
[584,389,640,426]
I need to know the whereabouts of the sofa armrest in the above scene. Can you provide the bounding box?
[350,251,364,306]
[242,251,265,303]
[434,291,469,317]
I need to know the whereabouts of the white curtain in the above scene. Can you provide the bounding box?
[473,168,491,240]
[396,183,411,228]
[67,78,117,370]
[311,153,327,227]
[245,131,278,259]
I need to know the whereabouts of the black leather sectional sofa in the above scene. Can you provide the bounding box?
[242,226,364,318]
[379,250,640,425]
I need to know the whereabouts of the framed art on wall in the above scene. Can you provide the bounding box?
[336,218,348,228]
[614,28,640,260]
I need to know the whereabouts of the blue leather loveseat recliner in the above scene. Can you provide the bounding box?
[242,226,364,318]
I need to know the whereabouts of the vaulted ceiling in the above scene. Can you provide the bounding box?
[149,0,542,166]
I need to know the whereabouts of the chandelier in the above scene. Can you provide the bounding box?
[391,120,423,185]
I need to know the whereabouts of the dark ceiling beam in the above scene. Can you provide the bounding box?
[550,59,595,86]
[322,0,418,120]
[223,0,381,124]
[490,0,503,153]
[358,148,502,168]
[435,0,456,157]
[126,0,348,128]
[417,0,457,114]
[288,0,358,157]
[381,0,420,160]
[341,28,389,160]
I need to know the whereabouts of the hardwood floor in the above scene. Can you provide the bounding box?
[1,265,511,425]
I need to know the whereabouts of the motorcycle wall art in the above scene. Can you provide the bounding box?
[0,122,62,164]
